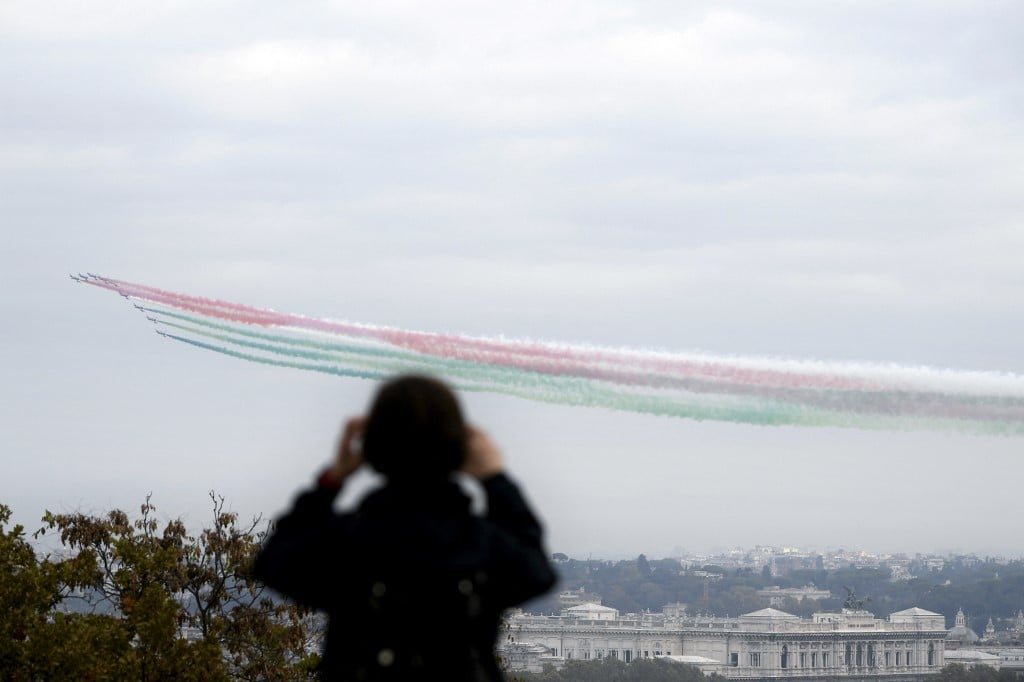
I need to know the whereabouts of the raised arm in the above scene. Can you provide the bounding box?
[462,428,556,601]
[251,418,366,607]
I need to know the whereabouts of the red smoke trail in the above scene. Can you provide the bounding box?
[95,277,876,392]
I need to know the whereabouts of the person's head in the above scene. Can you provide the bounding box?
[361,375,468,481]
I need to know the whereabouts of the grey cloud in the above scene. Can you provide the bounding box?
[2,0,1022,558]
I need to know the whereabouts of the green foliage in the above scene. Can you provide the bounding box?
[0,503,61,677]
[1,495,317,681]
[938,663,1024,682]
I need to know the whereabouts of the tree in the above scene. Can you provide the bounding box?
[0,494,319,680]
[938,663,1024,682]
[637,554,652,578]
[715,586,760,618]
[0,503,57,675]
[1,502,136,680]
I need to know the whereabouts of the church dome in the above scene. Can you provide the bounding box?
[947,608,979,644]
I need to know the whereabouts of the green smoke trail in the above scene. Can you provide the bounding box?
[161,327,1023,436]
[154,310,1024,434]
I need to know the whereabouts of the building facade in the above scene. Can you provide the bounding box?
[756,585,832,607]
[502,605,947,679]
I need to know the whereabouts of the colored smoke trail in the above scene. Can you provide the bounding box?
[96,276,881,391]
[76,274,1024,435]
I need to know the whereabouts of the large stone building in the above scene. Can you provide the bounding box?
[756,585,833,607]
[502,604,947,679]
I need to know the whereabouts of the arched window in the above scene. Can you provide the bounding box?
[781,645,789,669]
[868,644,875,667]
[856,644,863,667]
[928,644,935,666]
[845,644,852,666]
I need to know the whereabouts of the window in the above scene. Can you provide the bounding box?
[800,653,807,668]
[823,653,829,667]
[811,653,818,667]
[625,651,632,663]
[781,646,789,669]
[896,652,902,666]
[750,653,761,667]
[730,653,739,667]
[868,644,875,667]
[885,651,891,667]
[845,644,852,666]
[928,644,935,666]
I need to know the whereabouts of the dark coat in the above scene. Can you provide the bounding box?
[253,473,556,681]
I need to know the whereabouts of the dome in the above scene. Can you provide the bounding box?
[947,608,979,645]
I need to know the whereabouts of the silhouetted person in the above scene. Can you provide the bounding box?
[254,375,556,681]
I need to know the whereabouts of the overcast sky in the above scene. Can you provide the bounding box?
[2,0,1022,560]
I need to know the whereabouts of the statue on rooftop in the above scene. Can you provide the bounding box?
[843,586,871,610]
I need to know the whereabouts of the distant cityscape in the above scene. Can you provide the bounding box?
[600,544,1021,576]
[499,544,1024,677]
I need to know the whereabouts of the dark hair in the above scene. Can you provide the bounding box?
[361,375,467,480]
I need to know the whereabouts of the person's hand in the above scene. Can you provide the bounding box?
[461,427,505,480]
[330,417,366,482]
